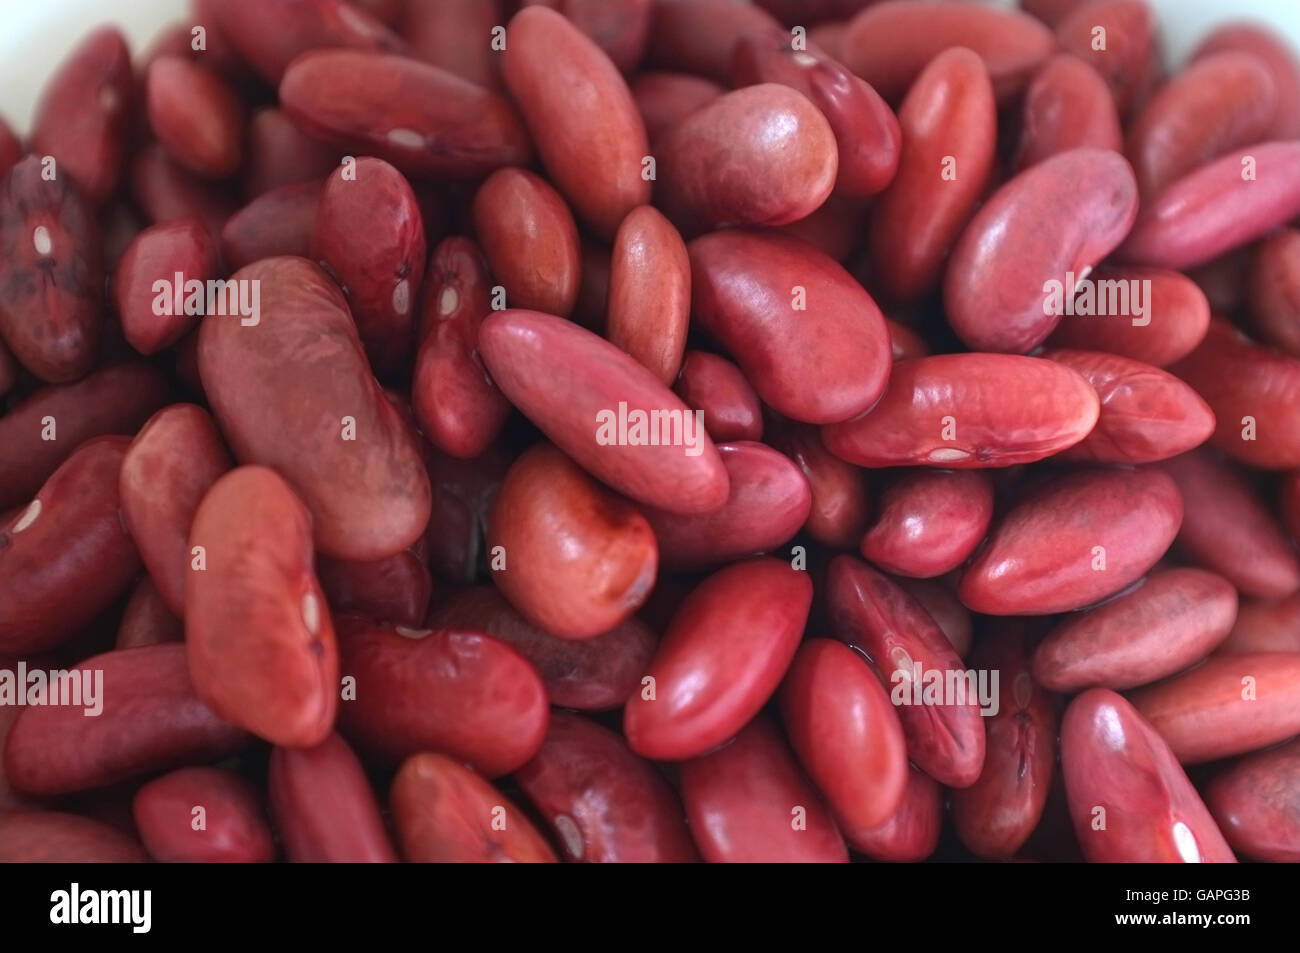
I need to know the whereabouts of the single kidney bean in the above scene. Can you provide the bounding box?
[145,56,245,181]
[607,206,689,383]
[624,558,810,761]
[220,179,323,271]
[840,762,943,862]
[3,644,249,796]
[1158,449,1300,598]
[243,107,340,198]
[478,309,729,513]
[656,85,837,236]
[0,438,139,654]
[1192,22,1300,140]
[1205,736,1300,862]
[390,752,557,863]
[0,812,148,863]
[402,0,501,88]
[1248,228,1300,357]
[28,26,132,205]
[116,576,184,650]
[766,419,869,549]
[316,549,432,628]
[133,766,275,863]
[689,231,890,424]
[268,732,398,862]
[523,0,654,74]
[472,168,580,317]
[120,404,232,615]
[0,155,104,383]
[1060,688,1236,862]
[336,615,548,776]
[859,469,994,578]
[673,351,762,443]
[1217,592,1300,656]
[198,257,431,560]
[487,443,657,639]
[680,716,849,863]
[423,442,510,582]
[944,149,1139,354]
[647,0,781,83]
[1130,653,1300,764]
[113,218,219,355]
[896,575,972,658]
[827,557,986,787]
[841,0,1055,103]
[130,144,237,238]
[280,50,532,180]
[1055,0,1157,115]
[1016,54,1123,170]
[821,353,1100,468]
[630,71,724,142]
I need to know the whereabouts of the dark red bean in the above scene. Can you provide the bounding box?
[859,469,994,578]
[316,549,432,628]
[672,351,762,443]
[113,218,220,355]
[146,56,246,180]
[220,179,323,271]
[133,766,275,863]
[0,812,147,863]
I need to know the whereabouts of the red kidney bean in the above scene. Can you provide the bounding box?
[1193,22,1300,140]
[1217,592,1300,656]
[130,144,237,238]
[1205,736,1300,862]
[523,0,654,74]
[146,56,245,181]
[243,107,340,198]
[840,762,942,862]
[1249,228,1300,357]
[487,443,657,639]
[766,420,869,549]
[1158,449,1300,598]
[402,0,501,88]
[0,155,104,383]
[630,71,724,142]
[680,716,849,863]
[113,218,219,355]
[133,766,275,863]
[472,168,580,317]
[1016,54,1123,170]
[478,309,729,513]
[0,812,148,863]
[624,558,810,760]
[220,179,323,271]
[896,575,972,658]
[336,615,548,776]
[822,353,1100,468]
[647,0,781,83]
[841,0,1055,104]
[1060,688,1236,862]
[607,206,689,383]
[268,732,398,862]
[1055,0,1157,116]
[673,351,762,443]
[316,549,432,628]
[3,644,248,795]
[945,149,1139,354]
[0,117,19,179]
[859,469,994,578]
[28,27,132,206]
[1129,653,1300,764]
[423,443,510,582]
[116,576,184,650]
[390,751,557,862]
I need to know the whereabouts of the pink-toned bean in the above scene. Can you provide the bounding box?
[220,179,323,271]
[243,107,340,198]
[1192,22,1300,140]
[895,575,972,658]
[1217,592,1300,656]
[1055,0,1157,115]
[1016,54,1123,170]
[116,576,183,650]
[608,205,690,383]
[0,812,147,863]
[630,71,724,142]
[1205,736,1300,862]
[423,443,510,583]
[130,144,237,237]
[807,22,848,61]
[133,766,275,863]
[113,218,219,355]
[1249,228,1300,357]
[859,469,993,578]
[316,549,432,628]
[672,351,762,443]
[766,420,869,549]
[402,0,501,87]
[647,0,781,83]
[839,762,943,862]
[522,0,654,74]
[146,56,245,180]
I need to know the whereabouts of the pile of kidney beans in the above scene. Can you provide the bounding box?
[1,0,1300,864]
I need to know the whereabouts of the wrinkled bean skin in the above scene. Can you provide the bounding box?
[1060,689,1236,862]
[187,466,338,748]
[630,71,724,142]
[336,616,548,776]
[866,48,996,304]
[478,309,729,513]
[608,206,690,383]
[859,469,993,578]
[1218,592,1300,656]
[647,0,781,84]
[268,732,399,862]
[316,549,432,628]
[0,438,139,654]
[821,354,1100,468]
[472,168,580,317]
[120,404,233,615]
[3,644,249,796]
[944,149,1139,354]
[423,443,510,583]
[116,577,184,650]
[827,557,985,787]
[515,711,698,862]
[896,575,972,658]
[1249,228,1300,357]
[146,56,246,180]
[113,219,219,356]
[959,468,1183,615]
[198,257,431,560]
[1033,568,1238,692]
[1206,737,1300,862]
[767,420,870,549]
[488,443,657,639]
[690,231,890,424]
[1016,54,1122,170]
[624,558,811,761]
[401,0,501,88]
[390,752,557,863]
[1193,22,1300,141]
[839,763,942,862]
[503,6,650,239]
[673,351,762,443]
[1129,653,1300,764]
[657,85,837,236]
[133,767,275,863]
[221,180,323,271]
[243,107,340,198]
[523,0,654,74]
[0,812,147,863]
[681,717,849,863]
[1055,0,1157,116]
[0,156,104,383]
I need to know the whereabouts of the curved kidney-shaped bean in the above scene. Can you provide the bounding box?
[624,558,811,761]
[607,205,689,383]
[487,443,657,639]
[1016,54,1122,170]
[944,149,1139,354]
[503,6,649,238]
[198,257,431,560]
[113,218,219,355]
[120,404,233,615]
[116,577,184,650]
[336,616,548,776]
[423,443,510,582]
[839,762,943,862]
[827,557,985,787]
[1060,689,1235,862]
[1249,228,1300,357]
[390,752,556,863]
[1129,653,1300,764]
[1034,568,1238,693]
[646,0,780,83]
[316,549,431,628]
[187,466,337,748]
[1217,592,1300,656]
[1192,22,1300,140]
[221,180,323,271]
[1055,0,1157,115]
[672,351,762,443]
[959,468,1182,615]
[1205,736,1300,862]
[3,644,249,796]
[146,56,246,180]
[631,71,724,142]
[243,107,340,198]
[133,766,275,863]
[478,309,729,513]
[656,84,837,236]
[130,144,237,238]
[402,0,501,88]
[822,354,1099,468]
[896,575,972,658]
[268,732,398,862]
[0,812,147,863]
[689,230,890,424]
[859,469,993,578]
[767,420,869,549]
[515,711,697,862]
